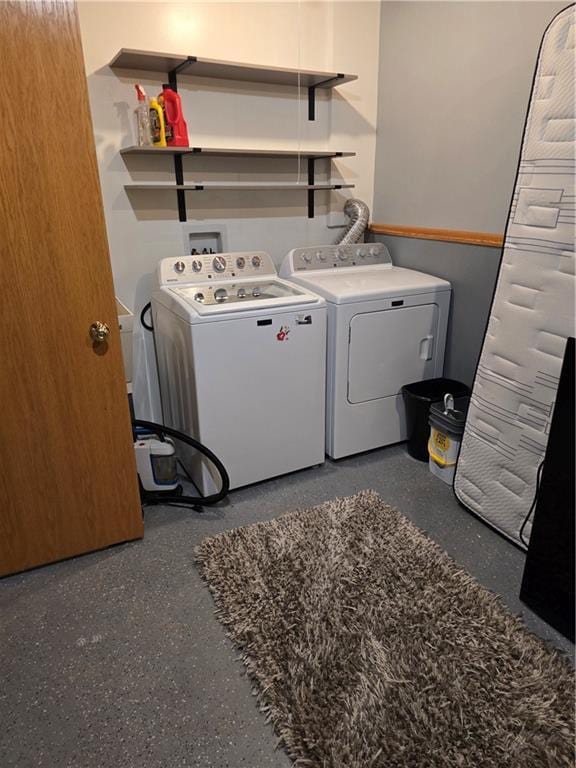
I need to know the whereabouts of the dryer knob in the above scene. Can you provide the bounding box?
[191,259,202,272]
[302,252,312,263]
[251,255,262,268]
[338,249,349,261]
[317,250,327,261]
[356,248,366,258]
[174,260,186,273]
[213,256,227,272]
[369,247,380,258]
[214,288,228,303]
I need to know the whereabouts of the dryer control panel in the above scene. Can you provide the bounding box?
[281,243,392,276]
[158,251,276,285]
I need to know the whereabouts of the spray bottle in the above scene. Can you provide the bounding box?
[134,85,152,147]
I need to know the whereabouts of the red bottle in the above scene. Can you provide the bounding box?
[160,85,189,147]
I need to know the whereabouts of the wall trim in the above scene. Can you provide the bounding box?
[369,224,504,248]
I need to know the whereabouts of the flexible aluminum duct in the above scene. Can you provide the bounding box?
[335,198,370,244]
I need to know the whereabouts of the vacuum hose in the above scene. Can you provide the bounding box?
[335,198,370,245]
[132,419,230,508]
[140,302,153,331]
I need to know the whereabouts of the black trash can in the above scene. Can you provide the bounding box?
[401,378,471,461]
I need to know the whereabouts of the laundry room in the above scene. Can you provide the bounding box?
[1,2,574,767]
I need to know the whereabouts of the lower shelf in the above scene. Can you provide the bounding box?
[124,182,355,220]
[125,182,353,191]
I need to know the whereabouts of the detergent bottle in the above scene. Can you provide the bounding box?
[134,84,152,146]
[159,85,189,147]
[149,96,167,147]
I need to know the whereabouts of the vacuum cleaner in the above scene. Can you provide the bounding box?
[133,419,229,510]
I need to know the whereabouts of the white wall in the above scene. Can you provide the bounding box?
[373,1,567,232]
[78,1,381,417]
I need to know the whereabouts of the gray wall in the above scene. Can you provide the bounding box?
[370,234,502,386]
[374,1,567,232]
[371,1,567,388]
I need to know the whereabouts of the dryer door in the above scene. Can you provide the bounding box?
[348,304,438,404]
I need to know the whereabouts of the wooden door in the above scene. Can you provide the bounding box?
[0,0,143,576]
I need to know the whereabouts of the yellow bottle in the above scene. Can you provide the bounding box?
[149,97,166,147]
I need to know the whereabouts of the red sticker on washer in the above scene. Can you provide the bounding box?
[276,325,290,341]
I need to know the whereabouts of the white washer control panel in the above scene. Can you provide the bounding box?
[159,251,275,285]
[283,243,392,274]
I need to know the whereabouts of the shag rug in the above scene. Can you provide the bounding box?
[195,491,574,767]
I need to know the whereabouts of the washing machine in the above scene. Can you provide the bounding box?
[280,243,451,459]
[152,251,326,494]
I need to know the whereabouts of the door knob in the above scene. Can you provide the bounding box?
[89,321,110,343]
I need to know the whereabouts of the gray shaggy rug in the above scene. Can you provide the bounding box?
[195,491,574,767]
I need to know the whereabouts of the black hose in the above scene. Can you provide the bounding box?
[519,460,544,548]
[140,302,153,331]
[132,419,229,507]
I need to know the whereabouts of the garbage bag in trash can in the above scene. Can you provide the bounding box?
[401,378,471,461]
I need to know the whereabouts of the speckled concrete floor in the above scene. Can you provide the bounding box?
[1,445,573,768]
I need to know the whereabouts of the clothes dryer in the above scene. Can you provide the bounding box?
[280,243,451,458]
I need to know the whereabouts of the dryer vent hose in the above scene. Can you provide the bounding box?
[335,199,370,245]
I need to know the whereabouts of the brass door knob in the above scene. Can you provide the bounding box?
[89,321,110,343]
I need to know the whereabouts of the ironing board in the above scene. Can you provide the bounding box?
[454,5,575,548]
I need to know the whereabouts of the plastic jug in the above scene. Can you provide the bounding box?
[149,96,167,147]
[160,85,189,147]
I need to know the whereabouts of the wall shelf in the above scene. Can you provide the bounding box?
[112,50,357,221]
[121,148,354,220]
[124,182,354,220]
[109,49,357,119]
[125,183,354,191]
[120,146,355,160]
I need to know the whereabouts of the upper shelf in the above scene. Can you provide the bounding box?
[109,49,358,90]
[120,146,355,160]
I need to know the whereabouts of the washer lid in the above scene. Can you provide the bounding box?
[154,278,323,319]
[288,267,451,304]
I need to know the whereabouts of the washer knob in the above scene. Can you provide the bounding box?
[214,288,228,303]
[338,249,349,261]
[318,250,327,261]
[369,247,380,258]
[193,292,205,303]
[251,255,262,268]
[191,259,202,272]
[237,287,246,299]
[252,286,262,297]
[213,256,227,272]
[236,256,246,269]
[356,248,365,259]
[174,260,186,273]
[302,252,312,263]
